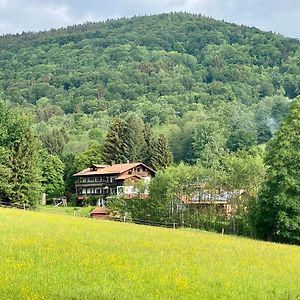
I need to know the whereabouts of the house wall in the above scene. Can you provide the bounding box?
[121,166,153,177]
[75,174,118,197]
[75,165,154,201]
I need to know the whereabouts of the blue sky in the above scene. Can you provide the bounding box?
[0,0,299,39]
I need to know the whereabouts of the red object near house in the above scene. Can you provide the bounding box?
[90,207,110,219]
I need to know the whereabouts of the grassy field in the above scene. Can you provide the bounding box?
[36,205,94,218]
[0,208,299,299]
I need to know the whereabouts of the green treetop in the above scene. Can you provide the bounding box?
[151,134,173,170]
[254,97,300,244]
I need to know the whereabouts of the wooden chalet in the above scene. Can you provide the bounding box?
[74,162,155,206]
[178,190,245,216]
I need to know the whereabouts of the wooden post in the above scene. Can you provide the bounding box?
[173,222,176,229]
[222,228,224,235]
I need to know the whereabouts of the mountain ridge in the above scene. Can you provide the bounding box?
[0,12,298,162]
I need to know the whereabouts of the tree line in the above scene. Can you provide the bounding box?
[109,98,300,244]
[0,13,297,168]
[0,97,299,244]
[102,114,172,169]
[0,13,299,244]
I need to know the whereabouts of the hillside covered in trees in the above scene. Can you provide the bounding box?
[0,13,299,243]
[1,13,299,162]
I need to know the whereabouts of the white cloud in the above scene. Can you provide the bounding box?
[43,4,72,23]
[0,2,77,34]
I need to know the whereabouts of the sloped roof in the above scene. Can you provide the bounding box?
[91,207,110,215]
[115,174,142,181]
[74,162,155,177]
[92,164,108,168]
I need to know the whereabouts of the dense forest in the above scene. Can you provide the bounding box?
[0,13,299,243]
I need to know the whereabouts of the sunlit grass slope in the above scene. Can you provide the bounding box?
[0,208,299,299]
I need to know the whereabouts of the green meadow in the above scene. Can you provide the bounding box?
[0,208,299,299]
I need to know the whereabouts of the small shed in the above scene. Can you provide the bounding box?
[90,207,110,219]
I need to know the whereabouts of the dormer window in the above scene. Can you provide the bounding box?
[90,165,97,171]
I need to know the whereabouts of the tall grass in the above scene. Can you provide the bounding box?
[0,208,299,299]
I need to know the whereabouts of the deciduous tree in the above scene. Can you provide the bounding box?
[254,97,300,244]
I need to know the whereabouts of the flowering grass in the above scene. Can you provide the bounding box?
[0,208,299,299]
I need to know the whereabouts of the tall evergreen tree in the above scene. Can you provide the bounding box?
[254,97,300,244]
[124,113,147,162]
[151,134,173,170]
[143,124,153,166]
[102,117,129,164]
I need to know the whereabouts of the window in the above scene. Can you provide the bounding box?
[137,168,141,172]
[103,186,109,194]
[110,177,114,183]
[87,188,94,194]
[82,177,87,183]
[98,198,107,207]
[82,188,86,194]
[88,177,94,182]
[95,177,101,182]
[95,188,102,194]
[117,186,124,196]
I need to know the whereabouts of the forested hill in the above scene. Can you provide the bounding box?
[0,12,299,163]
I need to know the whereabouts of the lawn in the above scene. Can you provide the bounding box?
[0,208,299,299]
[36,205,94,218]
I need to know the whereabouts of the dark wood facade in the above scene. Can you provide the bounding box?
[74,163,155,205]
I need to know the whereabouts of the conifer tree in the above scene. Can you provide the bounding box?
[150,134,173,170]
[102,117,129,164]
[254,97,300,244]
[143,124,153,166]
[124,113,147,162]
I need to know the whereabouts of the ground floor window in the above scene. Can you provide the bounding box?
[97,198,106,207]
[95,188,102,194]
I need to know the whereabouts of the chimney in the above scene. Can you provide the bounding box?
[111,160,115,166]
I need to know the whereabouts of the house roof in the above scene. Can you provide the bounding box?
[115,174,142,181]
[91,207,110,215]
[92,164,108,168]
[73,162,155,177]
